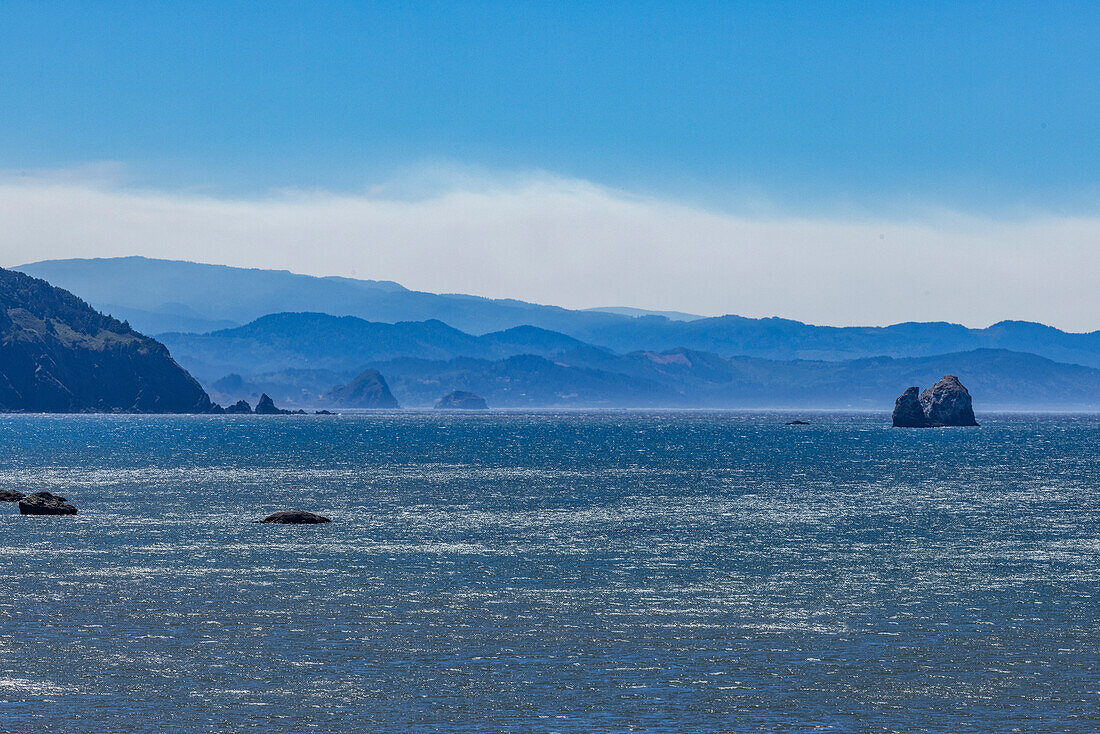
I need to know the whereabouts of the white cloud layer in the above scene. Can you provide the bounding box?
[1,170,1098,331]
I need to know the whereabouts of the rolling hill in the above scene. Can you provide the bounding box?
[158,313,591,379]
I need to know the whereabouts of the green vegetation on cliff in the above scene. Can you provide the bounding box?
[0,268,213,413]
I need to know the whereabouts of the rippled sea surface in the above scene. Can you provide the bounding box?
[0,412,1097,733]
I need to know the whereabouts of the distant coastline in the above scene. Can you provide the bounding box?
[4,258,1099,414]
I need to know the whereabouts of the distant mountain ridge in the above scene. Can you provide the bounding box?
[215,347,1100,411]
[15,257,1100,368]
[153,309,1100,410]
[575,315,1100,367]
[8,260,1095,412]
[15,256,627,337]
[365,347,1100,410]
[584,306,704,321]
[158,313,591,379]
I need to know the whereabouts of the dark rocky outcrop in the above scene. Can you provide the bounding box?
[434,390,488,410]
[785,420,810,425]
[324,369,399,409]
[0,267,213,413]
[254,509,331,524]
[225,400,252,414]
[253,393,303,414]
[920,375,979,426]
[18,491,77,515]
[253,393,284,414]
[892,387,930,427]
[0,490,25,502]
[892,376,979,427]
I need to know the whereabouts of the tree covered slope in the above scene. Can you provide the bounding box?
[0,268,213,413]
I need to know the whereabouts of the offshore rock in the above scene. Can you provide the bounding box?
[253,393,286,414]
[892,387,930,427]
[434,390,488,410]
[19,491,77,515]
[920,375,979,427]
[0,489,25,502]
[324,369,399,409]
[255,509,331,524]
[892,376,979,427]
[225,400,252,414]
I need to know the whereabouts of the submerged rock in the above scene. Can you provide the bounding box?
[18,491,77,515]
[892,376,979,427]
[0,489,25,502]
[255,509,331,524]
[785,420,810,425]
[434,391,488,410]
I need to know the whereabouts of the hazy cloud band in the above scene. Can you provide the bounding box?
[2,172,1098,331]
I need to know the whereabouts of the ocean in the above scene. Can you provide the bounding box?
[1,412,1097,732]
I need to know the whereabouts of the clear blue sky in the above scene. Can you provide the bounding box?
[1,1,1098,209]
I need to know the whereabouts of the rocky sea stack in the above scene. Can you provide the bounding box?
[325,369,400,408]
[0,267,214,413]
[18,491,77,515]
[892,387,928,427]
[892,375,979,427]
[435,390,488,410]
[254,393,287,414]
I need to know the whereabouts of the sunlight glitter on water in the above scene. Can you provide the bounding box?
[0,412,1098,733]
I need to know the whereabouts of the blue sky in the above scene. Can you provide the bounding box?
[2,1,1097,207]
[1,2,1099,328]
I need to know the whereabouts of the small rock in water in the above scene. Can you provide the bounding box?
[225,400,253,414]
[19,491,77,516]
[0,490,26,502]
[786,420,810,425]
[254,509,332,524]
[434,390,488,410]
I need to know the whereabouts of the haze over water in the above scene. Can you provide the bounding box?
[1,412,1097,732]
